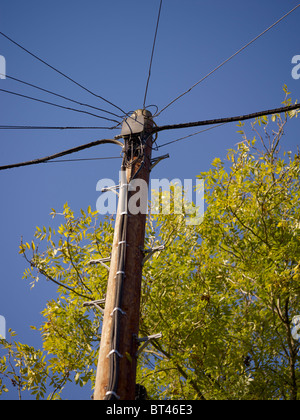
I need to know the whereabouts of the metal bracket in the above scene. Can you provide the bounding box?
[150,154,170,170]
[110,307,127,317]
[107,349,123,359]
[135,333,162,357]
[88,257,111,271]
[101,185,120,197]
[105,391,120,400]
[100,181,141,196]
[142,245,165,265]
[83,299,106,314]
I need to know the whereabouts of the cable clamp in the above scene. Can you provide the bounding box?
[118,240,127,245]
[135,333,162,357]
[141,245,165,265]
[150,154,170,170]
[89,257,111,264]
[110,307,126,317]
[83,299,106,314]
[116,270,125,276]
[107,349,123,359]
[101,185,120,197]
[105,391,120,400]
[88,257,111,271]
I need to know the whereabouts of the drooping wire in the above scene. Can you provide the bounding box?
[143,0,163,109]
[0,72,123,120]
[0,126,115,130]
[0,31,126,115]
[44,156,122,163]
[2,102,299,169]
[0,88,120,125]
[157,123,227,148]
[0,138,124,171]
[156,3,300,116]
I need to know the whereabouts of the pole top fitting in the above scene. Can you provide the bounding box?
[134,109,152,118]
[121,109,153,137]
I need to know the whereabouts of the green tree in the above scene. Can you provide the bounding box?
[1,89,300,400]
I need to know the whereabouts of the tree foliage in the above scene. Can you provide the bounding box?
[1,89,300,400]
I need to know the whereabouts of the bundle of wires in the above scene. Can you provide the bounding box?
[104,132,148,400]
[104,160,128,400]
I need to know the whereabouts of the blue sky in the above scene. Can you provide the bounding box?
[0,0,300,399]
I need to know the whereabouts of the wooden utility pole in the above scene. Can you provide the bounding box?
[93,109,153,400]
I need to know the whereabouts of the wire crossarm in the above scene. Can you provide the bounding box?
[83,299,106,314]
[142,245,165,265]
[135,333,163,357]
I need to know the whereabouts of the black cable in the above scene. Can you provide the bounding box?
[1,73,123,119]
[104,132,147,399]
[124,135,143,170]
[0,31,126,115]
[105,133,150,399]
[145,104,159,116]
[44,156,121,163]
[0,88,120,124]
[156,3,300,116]
[128,134,149,181]
[157,123,226,148]
[153,103,300,134]
[143,0,163,109]
[0,138,124,171]
[0,126,115,130]
[105,161,128,400]
[2,102,298,170]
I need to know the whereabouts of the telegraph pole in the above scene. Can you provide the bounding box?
[93,109,154,400]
